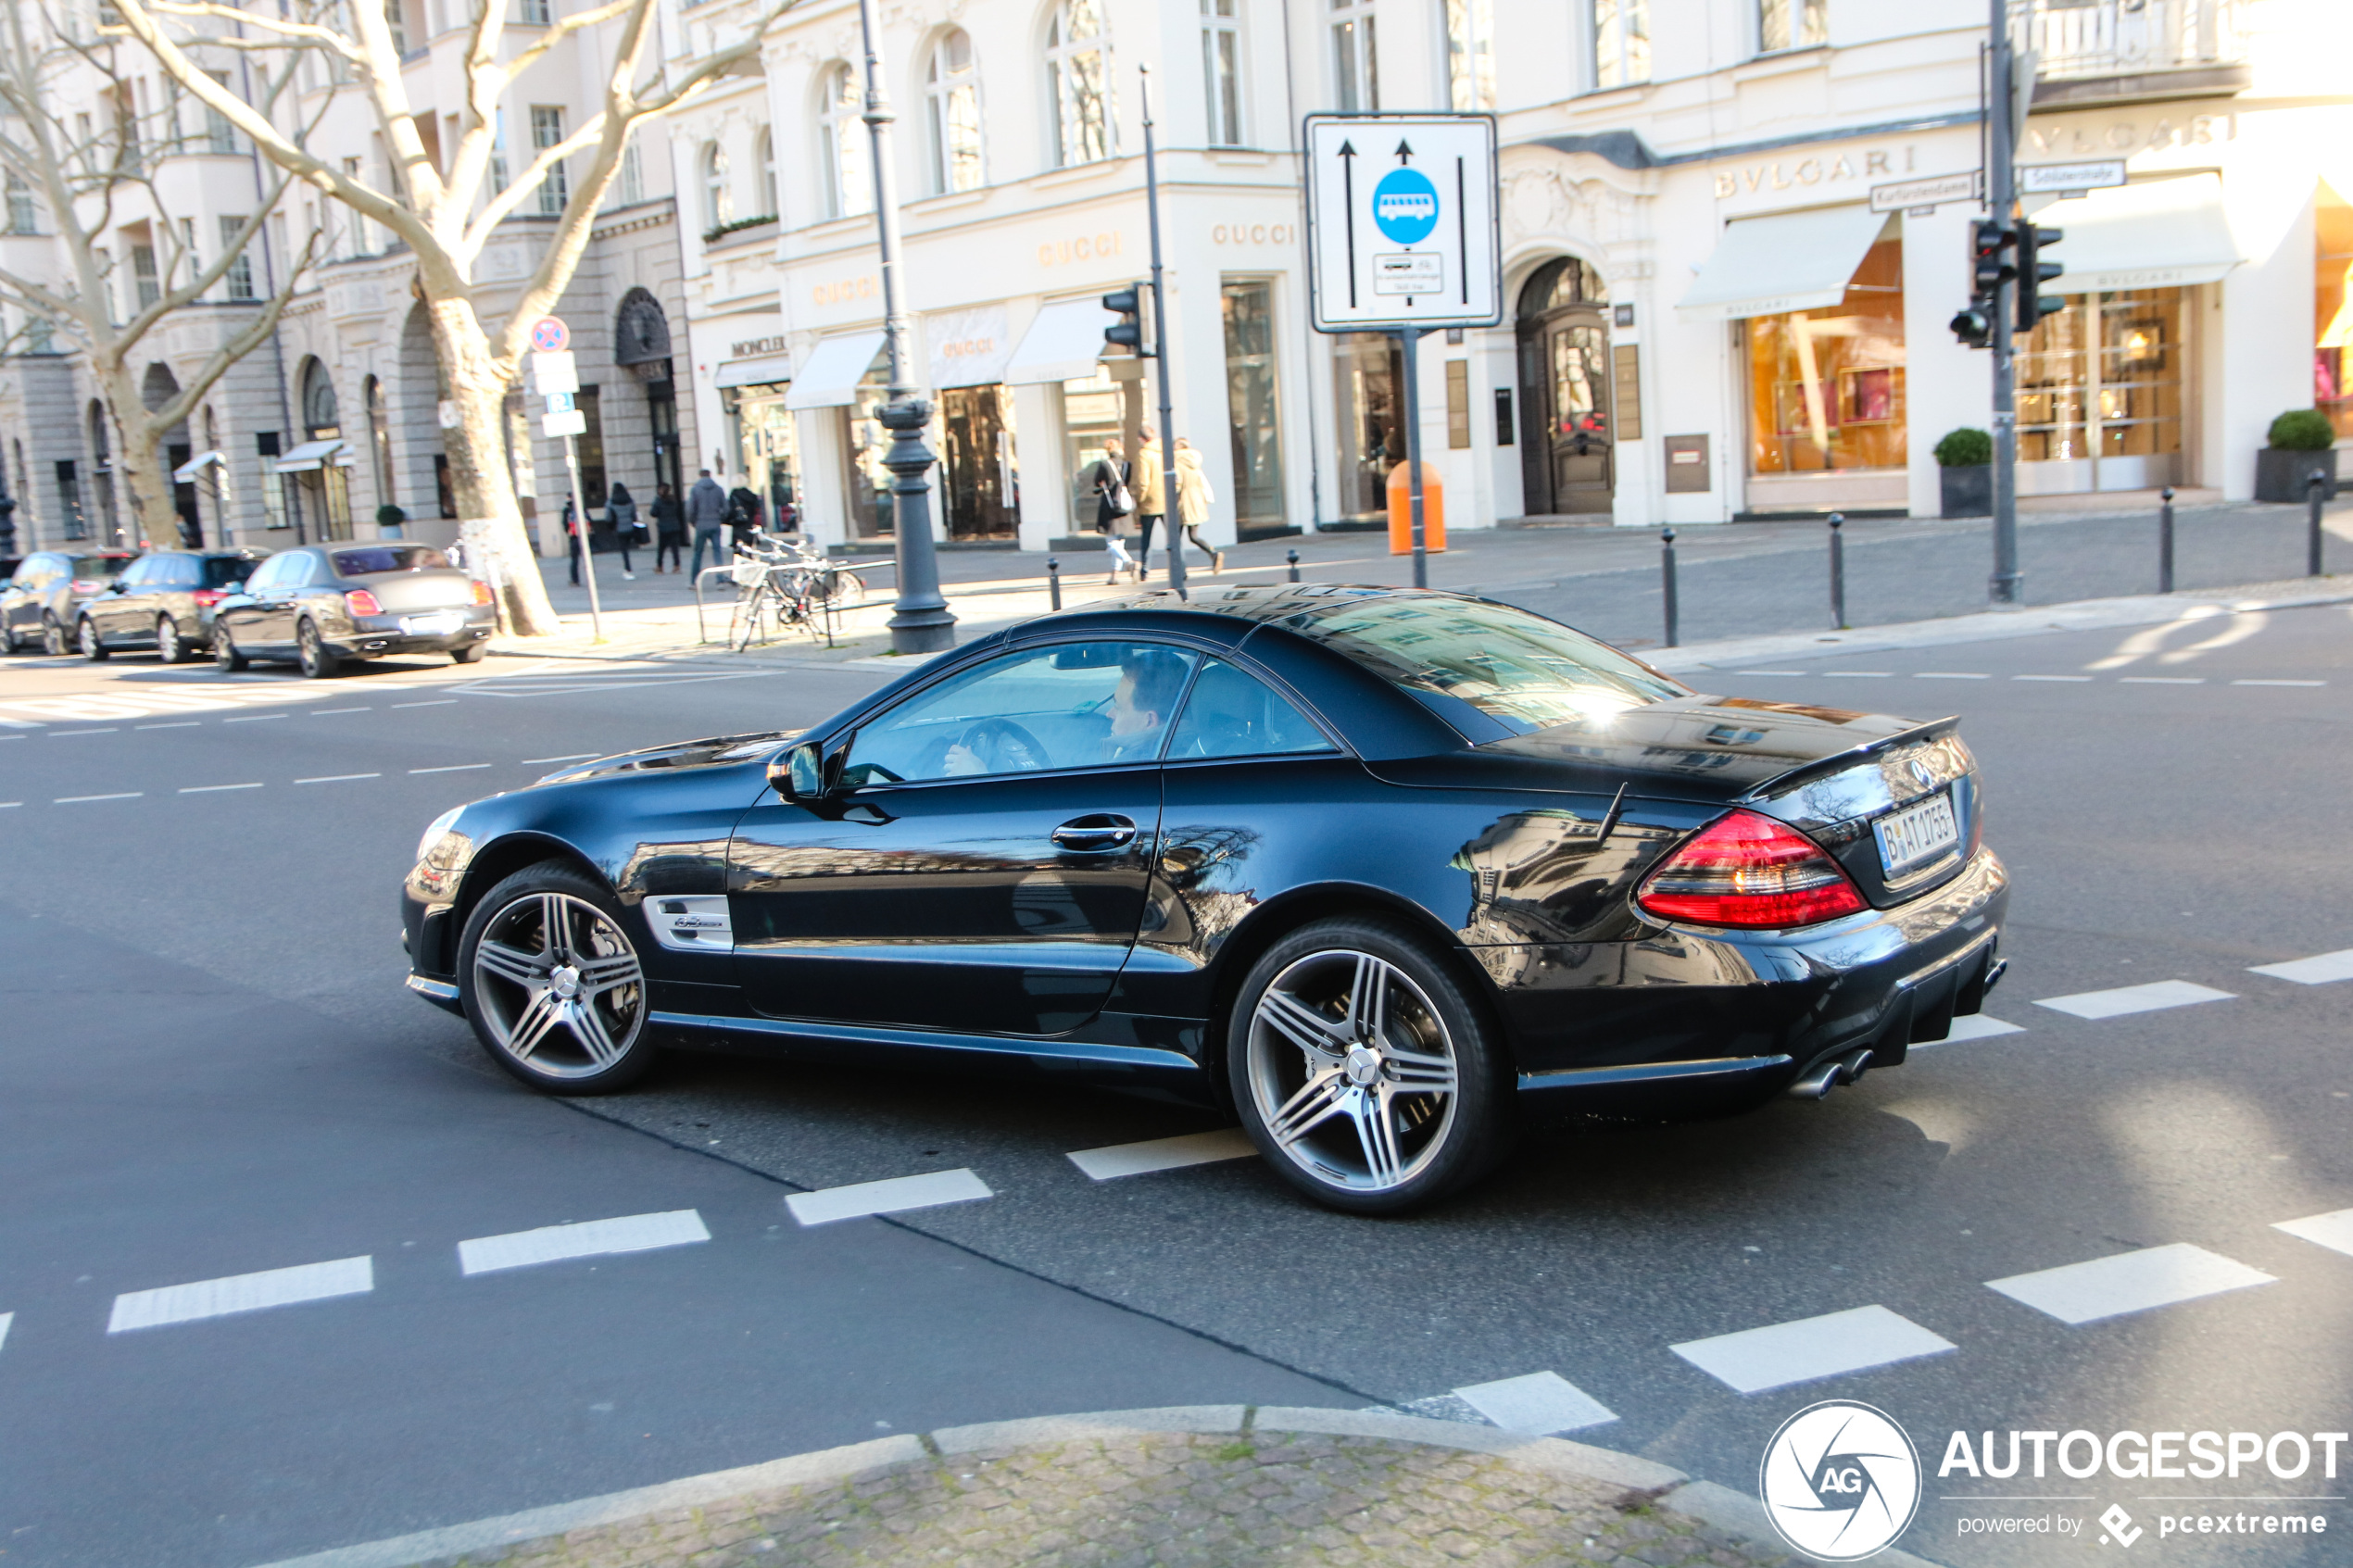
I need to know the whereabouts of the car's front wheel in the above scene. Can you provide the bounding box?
[1229,917,1514,1214]
[76,617,108,661]
[457,864,655,1094]
[214,622,248,671]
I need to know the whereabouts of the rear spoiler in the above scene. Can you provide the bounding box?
[1736,715,1961,804]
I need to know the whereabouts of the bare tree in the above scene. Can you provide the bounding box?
[0,0,315,550]
[111,0,792,634]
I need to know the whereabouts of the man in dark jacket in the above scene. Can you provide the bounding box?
[686,469,730,580]
[728,479,764,548]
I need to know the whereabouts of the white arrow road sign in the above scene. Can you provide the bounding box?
[1305,113,1501,332]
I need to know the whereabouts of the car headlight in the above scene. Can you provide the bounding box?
[417,804,466,863]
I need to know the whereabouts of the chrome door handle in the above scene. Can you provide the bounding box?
[1051,813,1137,851]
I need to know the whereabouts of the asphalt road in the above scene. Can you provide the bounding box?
[1,601,2348,1567]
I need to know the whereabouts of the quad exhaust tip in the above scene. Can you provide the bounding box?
[1787,1047,1875,1101]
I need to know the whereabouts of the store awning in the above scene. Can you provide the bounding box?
[930,306,1013,389]
[171,450,226,482]
[715,353,793,389]
[1005,298,1117,385]
[2032,173,2240,295]
[1677,206,1892,321]
[272,439,349,473]
[783,331,887,410]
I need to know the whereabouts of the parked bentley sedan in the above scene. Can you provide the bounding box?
[72,547,267,661]
[400,586,2008,1212]
[2,549,137,654]
[213,543,496,675]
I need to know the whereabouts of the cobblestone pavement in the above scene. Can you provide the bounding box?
[429,1432,1793,1568]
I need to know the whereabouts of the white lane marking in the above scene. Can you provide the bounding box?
[392,699,459,709]
[1736,670,1808,676]
[2015,674,2093,682]
[1822,671,1894,678]
[1452,1371,1617,1434]
[312,707,371,715]
[1920,1013,2025,1045]
[1985,1243,2274,1325]
[222,712,288,722]
[135,721,199,730]
[0,1311,9,1351]
[2032,980,2234,1020]
[410,763,491,774]
[522,753,601,764]
[107,1256,374,1333]
[0,802,19,809]
[296,772,381,784]
[2120,676,2204,684]
[180,783,264,795]
[55,793,141,804]
[1914,671,1990,680]
[2273,1209,2353,1259]
[786,1169,993,1226]
[1670,1305,1956,1394]
[458,1210,711,1276]
[2248,948,2353,985]
[2233,679,2325,686]
[51,727,120,735]
[1067,1129,1257,1181]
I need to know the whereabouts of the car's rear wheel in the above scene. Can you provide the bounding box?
[1228,917,1514,1214]
[41,613,65,656]
[450,642,486,664]
[76,617,108,661]
[213,622,248,671]
[157,614,196,663]
[296,618,339,678]
[458,864,655,1094]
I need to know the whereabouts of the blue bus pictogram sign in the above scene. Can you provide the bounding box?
[1371,169,1440,245]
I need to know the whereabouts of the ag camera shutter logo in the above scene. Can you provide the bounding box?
[1760,1400,1923,1561]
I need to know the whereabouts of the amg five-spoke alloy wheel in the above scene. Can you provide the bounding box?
[1229,919,1512,1214]
[458,865,653,1092]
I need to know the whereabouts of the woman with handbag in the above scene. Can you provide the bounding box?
[607,482,640,580]
[1087,435,1140,584]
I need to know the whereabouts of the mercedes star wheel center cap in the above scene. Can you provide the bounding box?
[549,964,582,1000]
[1343,1045,1383,1086]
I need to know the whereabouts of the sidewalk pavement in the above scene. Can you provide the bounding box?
[259,1406,1920,1568]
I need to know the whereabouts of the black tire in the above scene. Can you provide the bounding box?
[296,618,340,678]
[449,642,486,664]
[157,614,196,663]
[213,622,249,671]
[41,613,65,656]
[456,862,657,1095]
[1227,917,1515,1215]
[76,616,109,661]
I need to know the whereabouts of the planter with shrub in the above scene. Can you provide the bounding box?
[1934,427,1993,518]
[375,503,408,538]
[2255,409,2338,502]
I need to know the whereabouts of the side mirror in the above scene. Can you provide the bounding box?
[769,741,826,802]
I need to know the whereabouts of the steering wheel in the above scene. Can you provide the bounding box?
[954,716,1050,773]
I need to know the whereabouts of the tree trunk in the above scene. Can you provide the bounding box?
[427,295,560,636]
[88,359,182,550]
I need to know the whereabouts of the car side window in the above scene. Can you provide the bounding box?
[839,640,1201,785]
[118,558,152,586]
[1165,659,1338,761]
[244,557,281,590]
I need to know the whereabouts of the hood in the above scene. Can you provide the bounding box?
[533,730,802,786]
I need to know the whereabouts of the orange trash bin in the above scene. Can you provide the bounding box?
[1386,462,1445,556]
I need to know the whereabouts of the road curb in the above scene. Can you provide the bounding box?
[245,1403,1950,1568]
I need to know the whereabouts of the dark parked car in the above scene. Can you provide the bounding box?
[213,542,496,676]
[2,549,137,654]
[73,548,268,662]
[400,586,2008,1212]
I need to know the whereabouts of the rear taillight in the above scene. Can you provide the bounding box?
[1636,810,1867,929]
[69,579,104,593]
[193,589,226,608]
[345,588,384,616]
[471,580,494,606]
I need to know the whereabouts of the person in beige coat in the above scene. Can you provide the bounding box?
[1131,425,1168,579]
[1171,438,1226,573]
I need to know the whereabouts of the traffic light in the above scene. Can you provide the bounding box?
[2015,221,2064,332]
[1970,220,2015,295]
[1949,303,1994,350]
[1102,286,1150,356]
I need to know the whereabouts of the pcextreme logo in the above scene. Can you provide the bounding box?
[1760,1400,1924,1561]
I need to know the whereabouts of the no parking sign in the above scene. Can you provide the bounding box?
[528,316,570,354]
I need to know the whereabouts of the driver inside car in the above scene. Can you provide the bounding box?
[938,646,1190,775]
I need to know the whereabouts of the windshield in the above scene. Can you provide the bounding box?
[203,557,258,587]
[332,546,450,576]
[1279,596,1686,734]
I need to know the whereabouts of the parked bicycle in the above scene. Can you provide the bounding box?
[727,532,867,649]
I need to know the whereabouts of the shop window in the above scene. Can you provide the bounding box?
[1332,332,1403,521]
[842,354,895,538]
[2017,289,2183,475]
[574,384,607,509]
[1744,232,1905,475]
[1047,0,1113,169]
[1592,0,1648,88]
[732,384,799,528]
[1222,279,1286,536]
[926,31,984,194]
[2316,183,2353,438]
[939,385,1019,541]
[1061,364,1124,531]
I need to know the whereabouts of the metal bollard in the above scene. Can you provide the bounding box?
[2309,470,2329,578]
[1660,528,1680,648]
[1287,548,1301,583]
[1047,557,1062,611]
[1828,512,1847,631]
[2158,485,2175,594]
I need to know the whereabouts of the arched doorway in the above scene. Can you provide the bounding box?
[297,358,354,541]
[614,287,685,513]
[144,362,200,545]
[1515,257,1614,516]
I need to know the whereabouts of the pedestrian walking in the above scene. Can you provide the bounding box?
[562,495,582,586]
[1086,436,1139,583]
[651,482,685,573]
[1132,424,1166,580]
[686,468,730,581]
[728,478,764,549]
[607,482,640,580]
[1172,438,1226,574]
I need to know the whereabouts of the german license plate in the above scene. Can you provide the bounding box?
[1874,792,1959,876]
[402,611,462,635]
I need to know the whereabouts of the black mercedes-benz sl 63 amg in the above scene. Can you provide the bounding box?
[403,585,2007,1212]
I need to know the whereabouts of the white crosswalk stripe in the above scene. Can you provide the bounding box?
[2248,948,2353,985]
[458,1210,711,1276]
[1925,1014,2025,1044]
[1066,1130,1256,1181]
[1985,1244,2274,1325]
[1451,1371,1617,1434]
[1670,1305,1956,1394]
[2271,1209,2353,1260]
[107,1256,373,1333]
[786,1169,993,1226]
[2032,980,2234,1020]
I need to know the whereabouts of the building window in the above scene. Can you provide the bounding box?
[386,0,408,53]
[819,64,872,218]
[132,243,161,308]
[203,71,237,152]
[1329,0,1377,114]
[1332,332,1403,521]
[1745,230,1905,475]
[2017,289,2185,482]
[1222,279,1285,536]
[1046,0,1113,169]
[700,142,731,231]
[489,107,509,193]
[2317,182,2353,437]
[1592,0,1648,88]
[1757,0,1824,54]
[517,0,548,23]
[56,460,87,540]
[574,384,606,508]
[615,134,642,206]
[756,126,779,217]
[364,374,394,512]
[530,106,566,214]
[1200,0,1242,147]
[220,215,253,298]
[5,172,35,234]
[1443,0,1492,112]
[925,30,983,194]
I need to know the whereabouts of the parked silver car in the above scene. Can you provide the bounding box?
[2,549,138,654]
[212,543,497,676]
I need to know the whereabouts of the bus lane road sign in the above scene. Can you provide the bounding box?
[1304,113,1501,332]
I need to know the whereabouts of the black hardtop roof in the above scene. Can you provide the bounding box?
[1016,582,1466,637]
